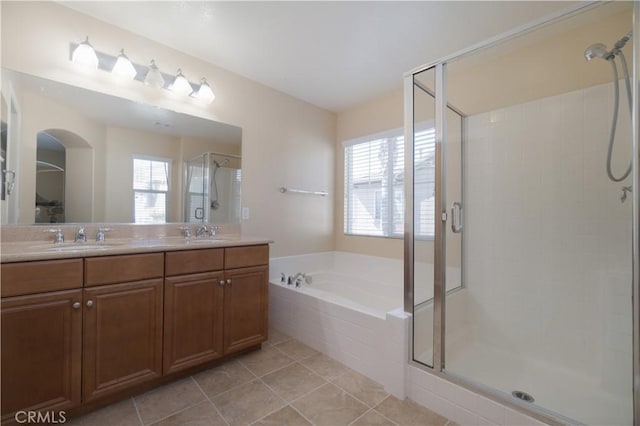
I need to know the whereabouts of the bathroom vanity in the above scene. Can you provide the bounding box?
[0,232,269,424]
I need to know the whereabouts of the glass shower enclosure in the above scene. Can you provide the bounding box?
[184,152,241,224]
[405,2,639,424]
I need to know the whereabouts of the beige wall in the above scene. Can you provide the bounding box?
[335,89,405,259]
[1,1,336,257]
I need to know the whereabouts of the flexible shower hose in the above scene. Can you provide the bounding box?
[606,53,632,182]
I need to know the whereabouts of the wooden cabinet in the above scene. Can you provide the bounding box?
[0,242,269,421]
[164,248,225,374]
[82,254,164,402]
[164,246,269,365]
[82,279,163,401]
[223,265,269,354]
[1,289,82,423]
[223,245,269,354]
[0,259,83,423]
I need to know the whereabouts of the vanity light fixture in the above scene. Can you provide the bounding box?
[112,49,137,80]
[69,38,215,105]
[170,69,194,96]
[71,36,99,70]
[144,60,165,88]
[195,78,215,104]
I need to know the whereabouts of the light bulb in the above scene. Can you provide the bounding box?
[170,69,193,96]
[71,36,99,70]
[195,78,215,104]
[144,60,165,88]
[112,49,137,80]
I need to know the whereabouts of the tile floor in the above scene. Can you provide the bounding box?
[68,329,456,426]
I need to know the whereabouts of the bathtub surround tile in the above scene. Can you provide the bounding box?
[253,405,312,426]
[67,397,141,426]
[331,370,389,408]
[134,378,205,425]
[350,409,396,426]
[212,379,285,424]
[261,362,327,402]
[240,344,295,376]
[375,395,448,426]
[193,360,255,398]
[149,401,226,426]
[300,352,352,381]
[292,383,369,426]
[274,339,319,361]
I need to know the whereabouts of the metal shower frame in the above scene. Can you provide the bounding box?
[403,2,640,424]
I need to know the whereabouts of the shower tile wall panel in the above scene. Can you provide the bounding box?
[464,81,632,395]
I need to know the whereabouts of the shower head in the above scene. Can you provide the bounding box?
[584,43,613,61]
[213,158,230,168]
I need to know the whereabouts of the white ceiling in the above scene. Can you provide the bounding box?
[60,1,580,112]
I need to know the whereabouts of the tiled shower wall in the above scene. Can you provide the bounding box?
[463,80,633,394]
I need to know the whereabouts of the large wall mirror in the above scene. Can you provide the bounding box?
[1,68,242,225]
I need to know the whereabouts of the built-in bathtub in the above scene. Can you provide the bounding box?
[269,251,408,397]
[269,251,553,425]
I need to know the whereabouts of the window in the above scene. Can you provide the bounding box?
[133,157,170,223]
[344,127,435,238]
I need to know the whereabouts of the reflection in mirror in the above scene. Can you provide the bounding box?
[35,132,66,223]
[185,152,241,224]
[1,68,242,225]
[1,94,7,205]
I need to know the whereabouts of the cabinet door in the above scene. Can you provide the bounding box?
[223,266,268,354]
[1,290,82,422]
[164,272,224,375]
[82,279,163,402]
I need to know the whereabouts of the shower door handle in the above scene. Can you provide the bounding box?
[451,202,462,233]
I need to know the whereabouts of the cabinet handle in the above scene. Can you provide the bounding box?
[226,279,232,286]
[72,302,81,310]
[219,280,225,286]
[86,300,94,308]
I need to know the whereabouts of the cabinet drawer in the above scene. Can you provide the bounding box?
[85,253,164,287]
[165,249,224,276]
[1,259,83,297]
[224,245,269,269]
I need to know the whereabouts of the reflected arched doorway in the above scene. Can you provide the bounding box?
[36,129,93,223]
[35,132,65,222]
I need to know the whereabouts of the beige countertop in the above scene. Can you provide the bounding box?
[1,224,272,263]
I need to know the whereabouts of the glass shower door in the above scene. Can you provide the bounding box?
[184,154,209,223]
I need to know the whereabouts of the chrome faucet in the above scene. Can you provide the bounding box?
[196,225,208,238]
[44,228,64,244]
[291,272,311,288]
[178,226,192,238]
[96,227,111,242]
[209,225,221,237]
[75,226,87,243]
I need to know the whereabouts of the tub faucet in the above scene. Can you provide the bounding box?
[292,272,307,288]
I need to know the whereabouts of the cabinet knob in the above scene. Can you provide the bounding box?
[226,279,232,286]
[86,300,94,308]
[219,280,225,286]
[72,302,81,310]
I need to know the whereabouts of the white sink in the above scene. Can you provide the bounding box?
[43,243,119,252]
[186,238,232,244]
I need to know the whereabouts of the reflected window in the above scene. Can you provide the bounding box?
[344,127,435,238]
[133,157,169,223]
